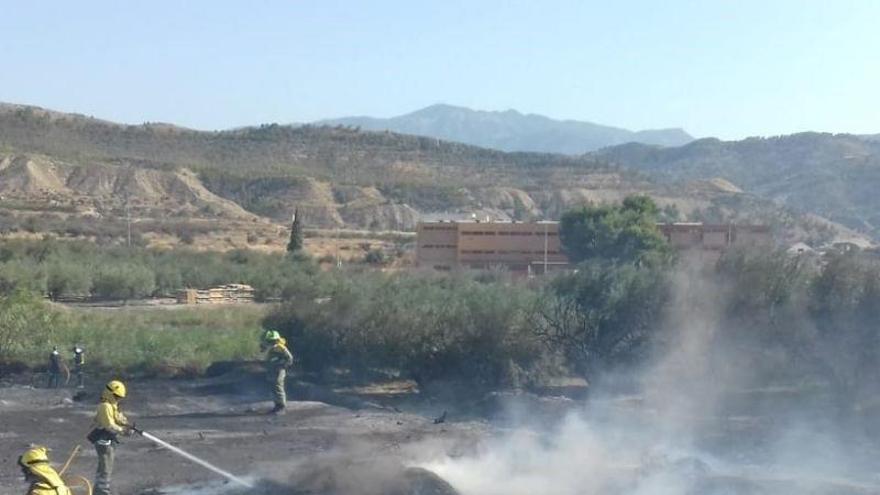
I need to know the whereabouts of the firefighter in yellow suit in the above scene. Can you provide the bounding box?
[262,330,294,415]
[17,446,71,495]
[87,380,133,495]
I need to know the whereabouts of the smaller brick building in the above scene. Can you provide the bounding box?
[658,223,772,263]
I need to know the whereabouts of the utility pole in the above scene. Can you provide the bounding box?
[126,200,132,248]
[543,221,548,275]
[335,225,342,268]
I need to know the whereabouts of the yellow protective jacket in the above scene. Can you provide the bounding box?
[93,390,128,434]
[266,340,294,369]
[25,463,71,495]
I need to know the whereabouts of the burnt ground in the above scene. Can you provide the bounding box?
[3,371,880,495]
[0,371,484,495]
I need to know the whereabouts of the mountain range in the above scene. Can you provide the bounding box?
[0,102,874,249]
[318,104,694,154]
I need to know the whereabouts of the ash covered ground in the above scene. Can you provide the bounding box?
[0,371,482,495]
[3,367,880,495]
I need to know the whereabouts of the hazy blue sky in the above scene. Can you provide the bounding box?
[2,1,877,139]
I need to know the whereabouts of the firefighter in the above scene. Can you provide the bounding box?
[17,446,71,495]
[47,347,63,389]
[263,330,293,415]
[259,329,274,352]
[87,380,134,495]
[71,346,85,389]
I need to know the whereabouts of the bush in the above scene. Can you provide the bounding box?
[363,249,387,265]
[46,261,92,300]
[92,263,156,300]
[1,301,266,373]
[153,263,184,297]
[265,272,548,388]
[0,259,47,295]
[0,291,58,363]
[711,248,880,409]
[0,238,336,301]
[534,261,671,379]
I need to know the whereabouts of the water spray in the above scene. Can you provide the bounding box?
[132,427,254,489]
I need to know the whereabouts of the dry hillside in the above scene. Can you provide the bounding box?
[0,103,868,248]
[0,153,257,220]
[594,134,880,238]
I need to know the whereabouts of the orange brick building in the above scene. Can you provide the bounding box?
[416,221,771,273]
[658,223,772,263]
[416,221,566,274]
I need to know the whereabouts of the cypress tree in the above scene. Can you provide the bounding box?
[287,208,304,253]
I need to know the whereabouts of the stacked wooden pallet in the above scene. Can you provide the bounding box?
[176,284,256,304]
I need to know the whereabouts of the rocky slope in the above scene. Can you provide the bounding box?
[594,133,880,238]
[0,103,868,246]
[0,153,257,220]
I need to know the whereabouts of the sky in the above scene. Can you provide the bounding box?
[1,0,878,140]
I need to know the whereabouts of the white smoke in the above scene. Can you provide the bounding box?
[421,266,880,495]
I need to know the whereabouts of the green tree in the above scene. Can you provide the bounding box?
[559,195,669,265]
[659,203,681,223]
[153,263,184,297]
[364,249,387,265]
[0,290,57,362]
[92,263,156,301]
[0,260,47,295]
[512,197,532,222]
[46,261,92,300]
[287,208,304,254]
[534,261,671,379]
[264,272,547,387]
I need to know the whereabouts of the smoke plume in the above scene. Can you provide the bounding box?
[421,266,880,495]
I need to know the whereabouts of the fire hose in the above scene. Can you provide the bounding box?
[129,426,254,489]
[59,445,93,495]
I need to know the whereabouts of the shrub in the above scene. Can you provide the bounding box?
[178,228,196,245]
[363,249,387,265]
[153,264,184,297]
[534,260,671,379]
[92,263,156,300]
[46,261,92,300]
[0,260,47,295]
[0,291,58,363]
[1,302,266,372]
[265,272,548,388]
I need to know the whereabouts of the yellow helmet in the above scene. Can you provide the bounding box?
[18,446,50,467]
[106,380,127,398]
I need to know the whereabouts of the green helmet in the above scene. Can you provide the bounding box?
[264,330,281,342]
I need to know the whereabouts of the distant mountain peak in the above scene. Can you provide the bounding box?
[318,105,693,154]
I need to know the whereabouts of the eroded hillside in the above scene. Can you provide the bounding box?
[594,133,880,238]
[0,154,256,220]
[0,103,868,248]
